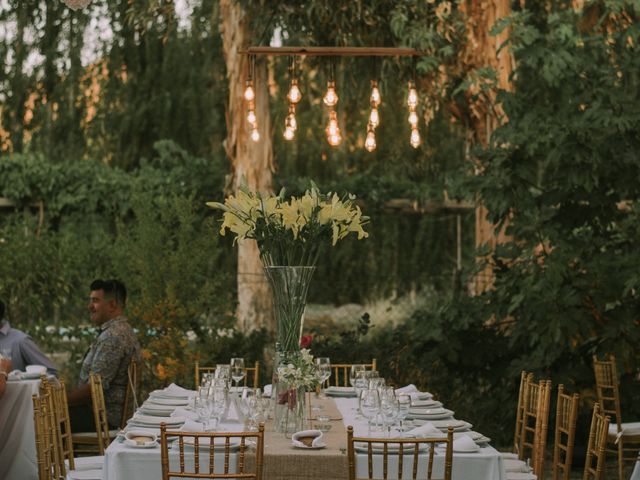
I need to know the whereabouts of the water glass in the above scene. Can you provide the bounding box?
[397,393,411,433]
[315,357,331,394]
[230,358,245,388]
[349,364,365,387]
[380,397,399,437]
[360,389,381,437]
[208,386,227,430]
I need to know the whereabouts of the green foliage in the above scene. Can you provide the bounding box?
[456,0,640,421]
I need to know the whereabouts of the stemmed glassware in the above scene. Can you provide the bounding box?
[315,357,331,396]
[360,388,381,437]
[208,386,227,431]
[195,387,212,430]
[354,373,369,419]
[349,364,365,387]
[380,388,399,437]
[230,358,245,390]
[397,393,411,434]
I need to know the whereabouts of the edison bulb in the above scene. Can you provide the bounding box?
[410,128,420,148]
[251,128,260,142]
[369,108,380,128]
[287,80,302,104]
[247,110,257,125]
[365,130,376,152]
[407,83,418,108]
[286,113,297,131]
[327,120,339,137]
[328,133,342,146]
[244,81,255,102]
[323,82,339,107]
[283,127,295,141]
[408,110,418,127]
[370,81,381,106]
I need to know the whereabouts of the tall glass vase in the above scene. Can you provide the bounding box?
[264,266,315,433]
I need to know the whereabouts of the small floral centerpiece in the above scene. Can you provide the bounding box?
[275,348,320,433]
[207,185,368,434]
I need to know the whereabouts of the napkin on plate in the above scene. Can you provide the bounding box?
[395,384,419,394]
[405,422,443,438]
[291,429,324,448]
[263,384,272,397]
[180,419,205,432]
[8,370,22,380]
[452,435,479,452]
[164,383,194,396]
[171,407,198,421]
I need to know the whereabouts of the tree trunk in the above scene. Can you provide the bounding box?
[460,0,513,294]
[219,0,274,333]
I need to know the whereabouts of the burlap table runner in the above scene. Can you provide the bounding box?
[260,393,349,479]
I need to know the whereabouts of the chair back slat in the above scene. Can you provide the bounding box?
[551,384,580,480]
[120,358,140,429]
[329,360,377,387]
[90,372,112,454]
[592,355,623,431]
[514,371,534,457]
[160,423,264,479]
[195,361,260,389]
[347,425,453,480]
[518,378,552,479]
[583,403,610,480]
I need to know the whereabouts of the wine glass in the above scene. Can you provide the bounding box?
[380,397,399,437]
[354,374,369,419]
[397,393,411,433]
[208,386,227,431]
[195,388,212,429]
[360,389,381,437]
[349,364,365,387]
[315,357,331,396]
[230,358,245,390]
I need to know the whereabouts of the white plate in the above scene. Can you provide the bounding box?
[410,399,442,408]
[325,387,357,398]
[138,408,175,417]
[292,442,327,450]
[20,371,46,380]
[408,409,455,421]
[131,414,186,425]
[453,445,480,453]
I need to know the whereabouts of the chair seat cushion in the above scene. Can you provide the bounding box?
[608,421,640,437]
[505,473,537,480]
[504,458,529,473]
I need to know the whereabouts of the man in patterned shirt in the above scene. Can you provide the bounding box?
[68,279,141,431]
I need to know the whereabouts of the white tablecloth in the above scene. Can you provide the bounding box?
[333,397,506,480]
[0,379,41,480]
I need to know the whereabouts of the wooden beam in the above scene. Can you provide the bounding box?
[243,46,421,57]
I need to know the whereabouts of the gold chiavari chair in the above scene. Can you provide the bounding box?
[592,354,640,480]
[502,371,534,463]
[40,377,104,476]
[510,378,552,480]
[32,392,60,480]
[329,360,377,387]
[120,358,139,429]
[195,360,260,389]
[583,403,610,480]
[551,385,580,480]
[72,373,113,455]
[159,422,265,480]
[347,425,454,480]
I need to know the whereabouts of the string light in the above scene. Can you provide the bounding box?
[407,81,418,109]
[247,109,257,125]
[370,80,381,107]
[243,80,255,102]
[323,81,339,107]
[364,127,376,152]
[326,110,342,146]
[408,110,418,127]
[410,128,420,148]
[287,79,302,104]
[251,128,260,142]
[369,107,379,128]
[284,105,297,141]
[245,55,259,142]
[283,127,295,141]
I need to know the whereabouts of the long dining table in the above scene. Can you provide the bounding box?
[0,375,43,480]
[102,385,506,480]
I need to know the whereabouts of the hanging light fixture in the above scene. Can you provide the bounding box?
[284,104,297,141]
[323,81,339,107]
[407,79,420,148]
[284,58,300,141]
[244,55,259,142]
[364,127,376,152]
[370,80,381,107]
[364,78,381,152]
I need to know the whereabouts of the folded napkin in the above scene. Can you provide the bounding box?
[8,370,22,380]
[226,399,240,422]
[180,419,205,432]
[452,435,479,452]
[164,383,194,396]
[405,422,443,438]
[395,384,419,394]
[292,429,324,448]
[263,384,272,397]
[171,407,198,421]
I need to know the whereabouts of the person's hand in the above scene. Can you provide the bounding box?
[0,357,12,374]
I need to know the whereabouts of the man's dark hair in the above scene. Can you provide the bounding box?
[90,279,127,308]
[0,300,4,319]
